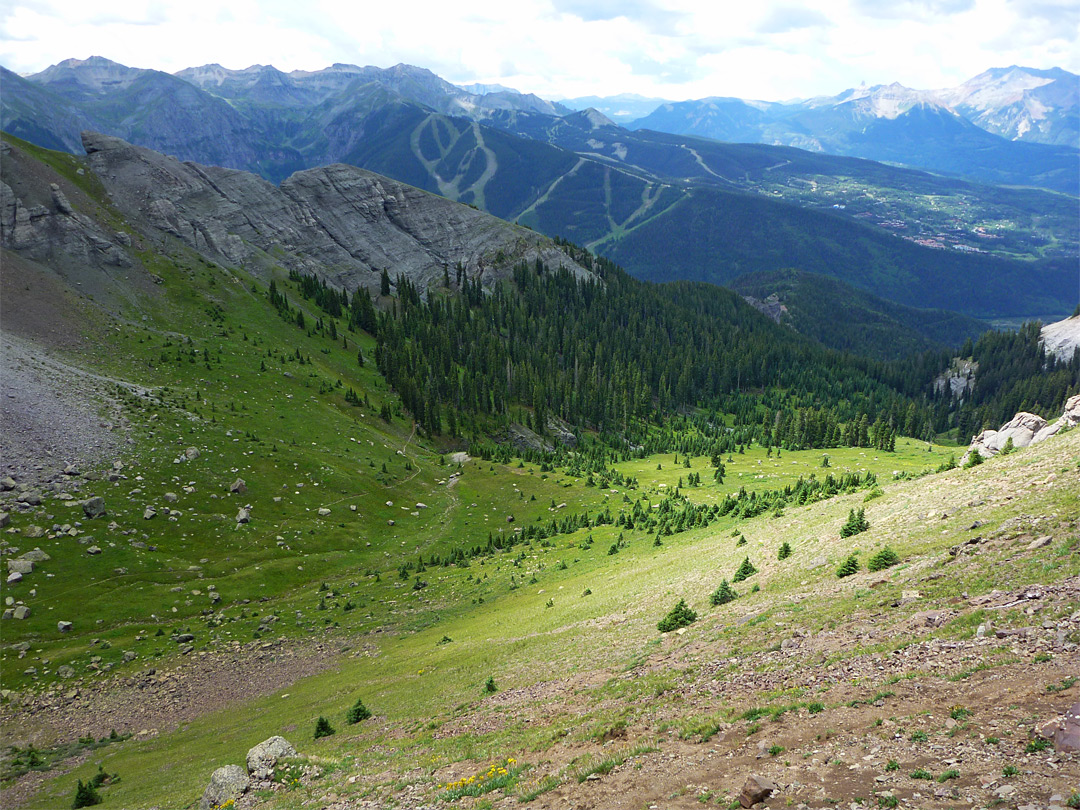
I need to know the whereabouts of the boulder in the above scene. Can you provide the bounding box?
[198,764,250,810]
[23,525,45,539]
[236,506,251,524]
[246,735,297,781]
[230,478,247,494]
[164,492,178,503]
[86,546,102,555]
[17,491,42,506]
[1038,700,1080,753]
[0,477,16,491]
[7,559,33,575]
[143,507,157,520]
[13,606,30,620]
[185,447,200,460]
[20,548,50,562]
[6,572,22,584]
[57,665,75,678]
[0,511,8,528]
[58,621,73,633]
[739,774,778,808]
[317,507,331,516]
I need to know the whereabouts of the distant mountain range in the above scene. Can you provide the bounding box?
[564,66,1079,148]
[2,56,1076,319]
[625,67,1078,191]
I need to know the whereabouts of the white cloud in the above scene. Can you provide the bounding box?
[0,0,1075,101]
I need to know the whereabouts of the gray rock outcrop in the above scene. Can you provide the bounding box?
[76,131,591,297]
[198,764,250,810]
[963,393,1080,463]
[1040,314,1080,362]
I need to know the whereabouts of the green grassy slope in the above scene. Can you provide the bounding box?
[1,135,1077,810]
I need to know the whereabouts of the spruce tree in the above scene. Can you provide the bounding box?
[867,547,900,572]
[657,598,697,632]
[837,554,860,578]
[346,697,372,724]
[732,556,757,582]
[710,579,738,606]
[72,780,101,809]
[778,541,792,560]
[314,716,336,738]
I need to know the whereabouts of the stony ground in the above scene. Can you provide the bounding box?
[317,579,1079,810]
[0,333,135,485]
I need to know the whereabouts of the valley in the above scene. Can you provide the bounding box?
[0,130,1078,810]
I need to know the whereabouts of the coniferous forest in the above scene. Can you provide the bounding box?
[280,243,1078,450]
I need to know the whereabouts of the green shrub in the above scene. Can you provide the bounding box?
[937,769,959,782]
[658,599,697,632]
[837,555,860,578]
[314,716,335,739]
[732,557,757,583]
[867,547,899,572]
[964,451,983,468]
[710,579,738,606]
[910,768,933,780]
[1002,764,1019,777]
[807,702,824,714]
[885,760,899,772]
[878,795,898,808]
[346,698,371,724]
[909,730,928,742]
[777,541,792,560]
[1025,738,1050,753]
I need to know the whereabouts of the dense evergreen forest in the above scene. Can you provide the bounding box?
[277,247,1078,451]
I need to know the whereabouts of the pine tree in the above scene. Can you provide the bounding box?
[657,598,697,632]
[710,579,738,606]
[314,716,336,738]
[346,697,372,724]
[836,554,860,578]
[72,779,101,809]
[778,541,792,560]
[867,547,900,572]
[732,556,757,582]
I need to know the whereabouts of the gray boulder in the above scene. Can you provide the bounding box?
[230,478,247,494]
[13,606,30,620]
[57,665,75,678]
[198,764,250,810]
[7,559,33,575]
[6,572,22,584]
[58,620,73,633]
[236,506,251,524]
[0,511,8,528]
[20,549,50,562]
[82,497,106,518]
[246,735,297,781]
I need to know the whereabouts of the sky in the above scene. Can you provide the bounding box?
[1,0,1076,102]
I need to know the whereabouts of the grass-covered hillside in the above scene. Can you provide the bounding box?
[1,134,1078,810]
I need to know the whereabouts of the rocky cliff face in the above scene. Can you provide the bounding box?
[1040,314,1080,362]
[3,132,589,299]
